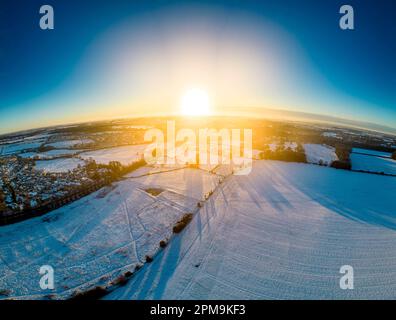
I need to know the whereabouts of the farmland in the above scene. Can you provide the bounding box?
[0,117,395,300]
[107,161,396,300]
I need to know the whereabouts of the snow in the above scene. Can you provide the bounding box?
[106,161,396,300]
[0,167,220,299]
[284,141,297,151]
[268,143,277,152]
[46,139,93,148]
[0,134,50,147]
[18,152,39,159]
[267,142,297,152]
[24,133,51,141]
[1,159,396,300]
[303,144,338,166]
[0,142,42,156]
[19,149,81,159]
[322,132,340,138]
[350,148,396,175]
[352,148,392,158]
[126,168,221,201]
[80,144,148,165]
[34,158,85,173]
[351,153,396,175]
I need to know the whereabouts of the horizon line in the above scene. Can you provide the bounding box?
[1,108,395,137]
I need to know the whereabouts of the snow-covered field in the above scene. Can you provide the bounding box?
[0,142,43,156]
[20,149,82,159]
[1,160,396,299]
[350,148,396,175]
[352,148,392,158]
[46,139,93,148]
[106,161,396,300]
[0,137,91,156]
[35,158,85,173]
[351,153,396,175]
[0,133,50,146]
[80,144,148,165]
[303,144,338,166]
[0,168,220,299]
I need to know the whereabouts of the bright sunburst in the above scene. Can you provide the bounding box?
[180,88,211,116]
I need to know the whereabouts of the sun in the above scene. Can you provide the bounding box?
[180,88,211,116]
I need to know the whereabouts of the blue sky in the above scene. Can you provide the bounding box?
[0,0,395,133]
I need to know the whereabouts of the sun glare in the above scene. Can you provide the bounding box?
[180,88,211,116]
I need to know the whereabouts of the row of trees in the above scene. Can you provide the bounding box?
[331,145,352,170]
[0,189,7,213]
[86,158,146,182]
[259,144,307,163]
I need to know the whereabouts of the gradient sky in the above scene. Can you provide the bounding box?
[0,0,395,134]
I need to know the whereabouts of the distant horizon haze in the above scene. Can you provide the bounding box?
[1,107,395,137]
